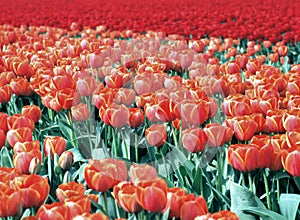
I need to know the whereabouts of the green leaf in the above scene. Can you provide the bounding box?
[0,146,13,168]
[69,148,88,163]
[294,177,300,192]
[162,207,170,220]
[279,194,300,220]
[57,116,74,141]
[243,207,288,220]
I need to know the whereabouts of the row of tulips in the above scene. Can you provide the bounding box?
[0,24,299,219]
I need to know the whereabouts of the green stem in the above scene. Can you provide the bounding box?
[217,149,223,193]
[199,167,204,197]
[248,172,253,192]
[263,169,271,210]
[276,173,280,203]
[135,131,139,163]
[102,191,108,213]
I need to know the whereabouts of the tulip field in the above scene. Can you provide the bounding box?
[1,0,300,219]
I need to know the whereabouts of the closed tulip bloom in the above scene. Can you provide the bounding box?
[0,85,12,104]
[76,76,98,96]
[128,108,144,127]
[286,129,300,149]
[129,163,158,183]
[233,117,257,141]
[10,77,33,96]
[13,174,50,208]
[282,149,300,177]
[136,177,167,213]
[43,136,66,158]
[64,196,91,217]
[36,202,70,220]
[13,150,42,174]
[266,109,286,133]
[0,130,5,149]
[7,114,35,131]
[283,113,300,132]
[100,103,129,128]
[277,45,288,56]
[145,99,175,123]
[145,124,167,147]
[113,181,143,213]
[180,195,208,220]
[0,182,21,218]
[21,105,42,123]
[84,158,128,192]
[0,112,9,133]
[71,103,90,122]
[227,144,259,172]
[182,127,207,153]
[204,123,226,147]
[58,151,74,170]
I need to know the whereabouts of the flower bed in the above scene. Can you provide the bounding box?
[0,0,300,219]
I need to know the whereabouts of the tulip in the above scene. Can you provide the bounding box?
[283,113,300,132]
[286,129,300,149]
[6,127,32,147]
[72,212,109,220]
[13,150,42,174]
[180,195,208,220]
[277,45,288,56]
[21,105,42,123]
[13,174,50,208]
[0,85,12,103]
[10,77,33,96]
[266,109,286,133]
[113,181,143,213]
[43,136,66,158]
[7,114,35,131]
[233,117,257,141]
[136,177,167,212]
[71,103,90,121]
[182,127,207,153]
[114,88,136,106]
[204,123,226,147]
[12,60,34,78]
[0,112,9,133]
[129,163,158,183]
[100,103,129,128]
[162,187,187,218]
[36,202,70,220]
[0,130,5,149]
[128,108,144,127]
[0,182,21,218]
[50,74,75,91]
[145,99,175,123]
[56,182,85,202]
[251,113,268,134]
[282,149,300,177]
[145,124,167,147]
[84,158,128,192]
[76,75,98,96]
[64,196,91,217]
[58,151,74,170]
[227,144,259,172]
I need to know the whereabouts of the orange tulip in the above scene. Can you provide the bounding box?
[21,105,42,123]
[10,77,33,96]
[100,103,129,128]
[277,45,288,56]
[145,99,175,123]
[64,196,91,217]
[113,181,143,213]
[266,109,286,133]
[136,177,167,213]
[76,75,98,96]
[182,127,207,153]
[56,181,85,202]
[129,163,158,183]
[13,174,50,208]
[0,182,21,218]
[283,113,300,132]
[72,212,109,220]
[114,88,136,106]
[0,129,5,149]
[145,123,167,147]
[84,158,128,192]
[180,195,208,220]
[36,202,70,220]
[13,149,42,174]
[43,136,66,158]
[0,112,9,133]
[50,74,75,91]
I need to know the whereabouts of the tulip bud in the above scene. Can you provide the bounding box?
[58,151,74,170]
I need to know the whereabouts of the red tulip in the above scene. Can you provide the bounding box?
[128,108,144,127]
[0,129,5,149]
[162,187,187,218]
[145,99,175,123]
[100,103,129,128]
[204,123,226,147]
[43,136,66,158]
[113,181,143,213]
[182,127,207,153]
[10,77,33,96]
[233,117,257,141]
[13,174,50,208]
[277,45,288,56]
[0,85,12,103]
[227,144,259,172]
[13,149,42,174]
[283,113,300,132]
[36,202,70,220]
[50,74,75,91]
[136,177,167,213]
[7,114,35,131]
[21,105,42,123]
[6,127,32,147]
[84,158,128,192]
[266,109,286,133]
[145,124,167,147]
[129,163,158,183]
[12,60,34,78]
[76,75,98,96]
[0,112,9,133]
[180,195,208,220]
[282,149,300,177]
[71,103,90,121]
[0,182,21,218]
